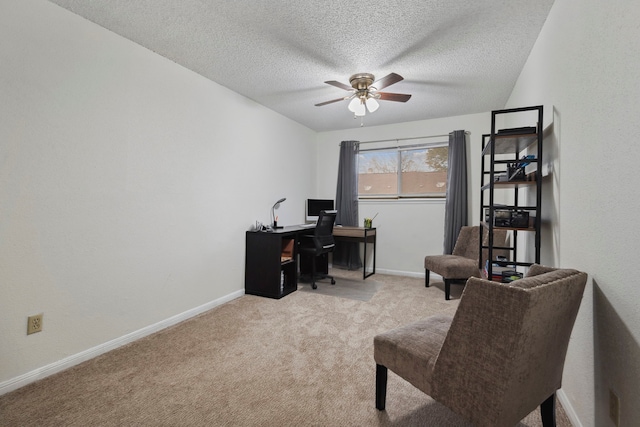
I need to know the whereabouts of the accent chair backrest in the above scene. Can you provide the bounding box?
[451,226,480,259]
[430,265,588,427]
[452,226,508,267]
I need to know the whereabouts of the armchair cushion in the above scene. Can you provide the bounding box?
[423,256,480,279]
[374,314,452,396]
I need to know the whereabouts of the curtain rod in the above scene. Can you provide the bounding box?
[347,131,470,146]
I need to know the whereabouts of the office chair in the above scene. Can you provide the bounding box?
[299,210,337,289]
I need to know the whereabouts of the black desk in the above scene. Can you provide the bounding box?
[245,224,377,299]
[245,225,312,299]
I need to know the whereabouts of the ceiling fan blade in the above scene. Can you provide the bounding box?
[315,97,347,107]
[373,73,404,90]
[378,92,412,102]
[324,80,353,91]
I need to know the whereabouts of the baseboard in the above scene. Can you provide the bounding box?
[557,389,583,427]
[0,289,245,396]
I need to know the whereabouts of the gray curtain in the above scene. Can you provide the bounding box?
[333,140,362,269]
[443,130,468,254]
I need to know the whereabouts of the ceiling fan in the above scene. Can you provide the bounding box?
[315,72,412,116]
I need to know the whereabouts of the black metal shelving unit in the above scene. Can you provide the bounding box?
[480,105,543,279]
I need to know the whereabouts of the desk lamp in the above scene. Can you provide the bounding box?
[271,197,286,229]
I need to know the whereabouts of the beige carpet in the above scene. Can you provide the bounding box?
[298,276,384,302]
[0,270,571,426]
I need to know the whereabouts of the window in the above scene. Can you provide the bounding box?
[358,144,448,198]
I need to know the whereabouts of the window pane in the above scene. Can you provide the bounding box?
[400,147,448,196]
[358,145,448,198]
[358,150,398,195]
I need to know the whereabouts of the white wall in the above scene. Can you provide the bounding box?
[506,0,640,425]
[315,112,489,276]
[0,0,316,388]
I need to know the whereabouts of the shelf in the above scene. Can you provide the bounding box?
[482,133,538,156]
[481,221,536,232]
[485,158,539,165]
[482,205,538,211]
[481,260,535,271]
[245,231,299,300]
[481,105,543,278]
[481,179,536,191]
[281,239,294,264]
[481,244,514,252]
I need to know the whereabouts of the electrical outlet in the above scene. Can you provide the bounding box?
[27,313,43,335]
[609,389,620,427]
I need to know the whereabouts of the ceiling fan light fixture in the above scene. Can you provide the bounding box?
[365,97,379,113]
[353,100,366,116]
[316,72,410,120]
[348,97,360,113]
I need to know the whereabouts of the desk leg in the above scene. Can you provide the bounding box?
[363,230,376,280]
[362,235,367,280]
[372,234,376,275]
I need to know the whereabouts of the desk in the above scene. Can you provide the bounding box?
[245,225,377,299]
[333,226,377,279]
[245,225,311,299]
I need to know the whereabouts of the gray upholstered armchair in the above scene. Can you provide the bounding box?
[424,225,507,300]
[374,265,588,427]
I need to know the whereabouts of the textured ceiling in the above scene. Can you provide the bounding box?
[47,0,555,132]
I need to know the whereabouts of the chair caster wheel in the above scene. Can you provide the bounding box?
[331,279,336,285]
[312,283,317,289]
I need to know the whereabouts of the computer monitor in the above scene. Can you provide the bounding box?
[306,199,335,222]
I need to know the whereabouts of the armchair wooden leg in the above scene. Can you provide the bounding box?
[444,279,452,300]
[425,269,430,287]
[376,364,387,410]
[540,393,556,427]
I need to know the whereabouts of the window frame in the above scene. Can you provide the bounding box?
[357,141,449,200]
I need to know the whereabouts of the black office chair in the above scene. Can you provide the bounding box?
[299,210,337,289]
